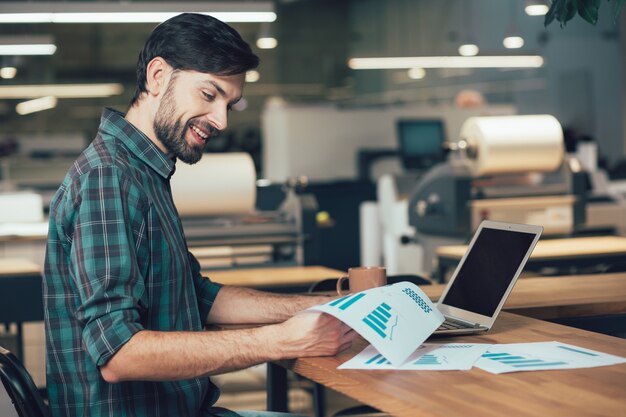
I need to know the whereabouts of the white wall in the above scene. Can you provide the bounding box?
[261,99,514,181]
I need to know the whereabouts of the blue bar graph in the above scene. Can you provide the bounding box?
[482,352,569,369]
[362,303,395,338]
[366,354,382,365]
[413,354,441,365]
[363,353,391,366]
[557,345,598,356]
[329,293,366,311]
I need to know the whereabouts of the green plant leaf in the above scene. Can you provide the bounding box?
[561,0,578,24]
[546,0,578,27]
[545,0,559,26]
[614,0,626,23]
[577,0,601,24]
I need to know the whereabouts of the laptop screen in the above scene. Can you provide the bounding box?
[440,228,537,317]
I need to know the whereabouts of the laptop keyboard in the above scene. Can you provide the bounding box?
[437,317,480,331]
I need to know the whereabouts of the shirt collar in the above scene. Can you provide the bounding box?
[98,107,175,179]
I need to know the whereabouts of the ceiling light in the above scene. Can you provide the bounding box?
[348,56,544,70]
[0,44,56,55]
[246,70,260,83]
[0,2,276,23]
[16,96,57,115]
[407,68,426,80]
[0,67,17,79]
[525,5,549,15]
[256,22,277,49]
[0,35,56,56]
[458,44,479,57]
[0,83,124,99]
[525,1,549,16]
[503,4,524,50]
[256,37,277,49]
[503,36,525,49]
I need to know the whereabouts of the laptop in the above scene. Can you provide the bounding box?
[433,220,543,335]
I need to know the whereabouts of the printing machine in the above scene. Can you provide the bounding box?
[407,152,587,239]
[373,114,626,277]
[180,177,318,270]
[401,115,626,274]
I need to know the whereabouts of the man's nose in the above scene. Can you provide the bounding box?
[207,108,227,132]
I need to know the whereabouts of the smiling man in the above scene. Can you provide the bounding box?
[43,13,356,417]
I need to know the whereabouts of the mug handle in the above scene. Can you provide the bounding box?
[336,276,349,296]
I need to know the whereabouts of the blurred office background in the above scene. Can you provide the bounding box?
[0,0,625,415]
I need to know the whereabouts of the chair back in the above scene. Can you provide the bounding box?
[0,346,50,417]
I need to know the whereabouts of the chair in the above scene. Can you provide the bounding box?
[308,274,431,417]
[0,345,50,417]
[0,272,44,361]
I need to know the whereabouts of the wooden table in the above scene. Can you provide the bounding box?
[0,258,40,276]
[423,272,626,320]
[205,266,343,292]
[271,312,626,417]
[0,258,43,360]
[436,236,626,282]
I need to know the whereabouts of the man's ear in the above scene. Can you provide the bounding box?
[145,57,169,97]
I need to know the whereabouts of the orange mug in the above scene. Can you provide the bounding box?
[337,266,387,296]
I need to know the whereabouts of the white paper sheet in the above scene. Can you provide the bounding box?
[309,282,444,365]
[339,343,492,371]
[475,341,626,374]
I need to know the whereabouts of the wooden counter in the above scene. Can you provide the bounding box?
[273,312,626,417]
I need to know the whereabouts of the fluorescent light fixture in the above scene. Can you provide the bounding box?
[16,96,57,115]
[0,35,56,56]
[0,83,124,99]
[407,68,425,80]
[246,70,260,83]
[458,44,479,57]
[0,67,17,79]
[503,36,525,49]
[0,2,276,23]
[525,5,549,15]
[525,0,549,16]
[256,37,277,49]
[348,56,544,69]
[0,44,56,55]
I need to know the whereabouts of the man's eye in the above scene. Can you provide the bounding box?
[202,92,215,102]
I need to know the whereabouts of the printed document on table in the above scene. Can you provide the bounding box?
[309,282,444,366]
[475,341,626,374]
[339,343,492,371]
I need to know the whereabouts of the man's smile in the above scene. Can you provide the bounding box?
[189,123,210,145]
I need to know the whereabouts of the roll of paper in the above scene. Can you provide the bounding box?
[459,115,564,176]
[170,153,256,216]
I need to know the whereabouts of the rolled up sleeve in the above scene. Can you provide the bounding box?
[69,165,148,367]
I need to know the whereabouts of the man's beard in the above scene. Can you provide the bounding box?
[153,80,208,165]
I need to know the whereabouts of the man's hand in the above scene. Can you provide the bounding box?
[274,312,359,359]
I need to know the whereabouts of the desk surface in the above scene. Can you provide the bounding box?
[423,273,626,319]
[437,235,626,260]
[205,266,343,288]
[0,258,40,276]
[278,312,626,417]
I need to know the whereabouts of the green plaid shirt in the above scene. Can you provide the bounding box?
[44,108,223,417]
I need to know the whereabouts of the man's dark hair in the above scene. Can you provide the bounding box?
[129,13,259,107]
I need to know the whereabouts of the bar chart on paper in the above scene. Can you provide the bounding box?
[362,303,398,339]
[481,352,568,369]
[339,343,491,370]
[311,283,445,366]
[413,354,442,366]
[329,293,366,310]
[475,342,626,374]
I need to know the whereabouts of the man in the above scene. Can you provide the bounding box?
[44,13,356,417]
